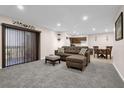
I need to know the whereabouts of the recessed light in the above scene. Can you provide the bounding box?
[105,29,108,32]
[92,28,96,31]
[57,23,61,27]
[82,16,88,21]
[17,5,24,10]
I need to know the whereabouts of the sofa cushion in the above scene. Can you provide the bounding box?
[64,47,74,53]
[66,55,86,63]
[56,52,71,57]
[62,46,88,54]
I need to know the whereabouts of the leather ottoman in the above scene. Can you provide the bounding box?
[45,55,60,66]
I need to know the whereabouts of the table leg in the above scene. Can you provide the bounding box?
[52,61,55,66]
[45,59,47,64]
[59,59,60,64]
[105,50,107,59]
[97,53,99,58]
[110,54,112,59]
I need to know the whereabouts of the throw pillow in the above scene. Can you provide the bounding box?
[79,48,87,55]
[58,48,64,53]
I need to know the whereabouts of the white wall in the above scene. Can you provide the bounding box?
[113,6,124,81]
[88,32,114,49]
[56,32,70,48]
[40,29,58,59]
[40,31,70,58]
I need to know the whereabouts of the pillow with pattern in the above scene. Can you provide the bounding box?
[79,48,87,55]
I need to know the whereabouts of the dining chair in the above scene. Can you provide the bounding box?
[106,46,112,59]
[93,46,99,58]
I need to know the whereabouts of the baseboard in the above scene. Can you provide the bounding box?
[0,64,2,69]
[0,66,2,69]
[113,63,124,82]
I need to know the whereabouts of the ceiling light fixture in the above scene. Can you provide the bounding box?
[92,28,96,31]
[82,16,88,21]
[57,23,61,27]
[17,5,24,10]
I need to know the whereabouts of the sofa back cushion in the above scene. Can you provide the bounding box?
[62,46,88,54]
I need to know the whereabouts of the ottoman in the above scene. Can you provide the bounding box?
[66,55,86,71]
[45,55,60,66]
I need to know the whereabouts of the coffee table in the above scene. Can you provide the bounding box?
[45,55,60,66]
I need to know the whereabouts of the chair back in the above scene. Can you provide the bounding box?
[93,46,99,49]
[106,46,112,54]
[106,46,112,50]
[93,46,99,54]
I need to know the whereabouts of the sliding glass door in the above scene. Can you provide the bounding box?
[2,24,40,67]
[25,31,37,63]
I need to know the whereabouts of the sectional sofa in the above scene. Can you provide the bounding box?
[55,46,90,71]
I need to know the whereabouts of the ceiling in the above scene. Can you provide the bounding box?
[0,5,121,35]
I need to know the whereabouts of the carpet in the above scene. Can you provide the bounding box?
[0,58,123,88]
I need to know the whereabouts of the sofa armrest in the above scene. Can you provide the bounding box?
[85,49,90,63]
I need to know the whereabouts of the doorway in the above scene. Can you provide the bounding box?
[2,23,40,68]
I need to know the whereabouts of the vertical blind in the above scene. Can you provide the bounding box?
[5,27,38,67]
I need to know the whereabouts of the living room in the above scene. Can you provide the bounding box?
[0,4,124,88]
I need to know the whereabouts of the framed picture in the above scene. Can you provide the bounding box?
[115,12,123,41]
